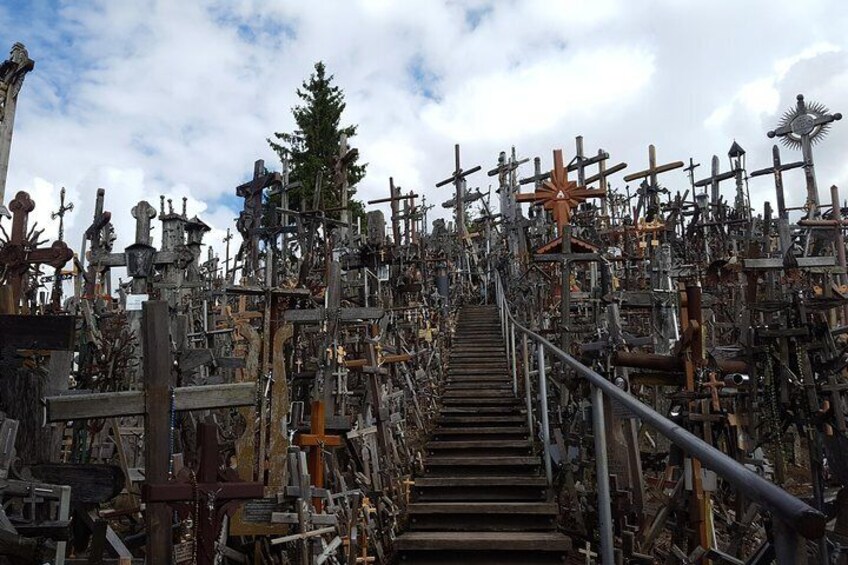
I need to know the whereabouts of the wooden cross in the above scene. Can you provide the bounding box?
[0,191,73,310]
[0,43,34,218]
[578,540,598,564]
[435,144,481,241]
[694,155,739,209]
[143,421,264,565]
[750,145,804,220]
[516,149,606,237]
[623,144,683,221]
[367,178,417,246]
[294,400,342,511]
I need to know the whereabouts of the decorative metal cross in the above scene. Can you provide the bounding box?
[767,93,841,216]
[49,187,74,310]
[0,191,72,309]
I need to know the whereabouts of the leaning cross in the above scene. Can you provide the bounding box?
[694,155,738,210]
[0,191,73,309]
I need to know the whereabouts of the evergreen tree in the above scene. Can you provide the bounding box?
[268,61,366,219]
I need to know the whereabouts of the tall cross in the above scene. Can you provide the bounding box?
[683,158,701,191]
[334,133,358,242]
[694,155,737,210]
[435,144,481,241]
[0,191,72,310]
[768,94,842,217]
[49,187,74,310]
[0,43,34,218]
[750,145,804,220]
[623,145,684,221]
[223,227,233,280]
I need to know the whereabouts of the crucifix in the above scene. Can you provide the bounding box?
[0,43,34,219]
[0,191,73,311]
[235,159,282,282]
[767,94,841,218]
[49,187,74,310]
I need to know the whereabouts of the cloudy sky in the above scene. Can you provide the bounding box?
[2,0,847,265]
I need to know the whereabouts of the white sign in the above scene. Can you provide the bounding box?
[126,294,149,311]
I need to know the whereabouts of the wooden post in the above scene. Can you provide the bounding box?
[142,300,173,564]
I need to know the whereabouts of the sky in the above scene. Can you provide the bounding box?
[2,0,848,271]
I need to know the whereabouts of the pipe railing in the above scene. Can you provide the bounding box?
[493,273,825,564]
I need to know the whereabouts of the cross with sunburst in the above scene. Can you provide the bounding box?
[516,149,606,236]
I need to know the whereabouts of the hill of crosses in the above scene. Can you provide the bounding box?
[1,40,848,565]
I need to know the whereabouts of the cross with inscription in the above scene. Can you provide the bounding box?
[0,191,72,310]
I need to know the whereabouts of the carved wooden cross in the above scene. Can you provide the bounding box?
[516,149,606,237]
[0,191,72,310]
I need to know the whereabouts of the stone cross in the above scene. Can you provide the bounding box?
[0,191,72,310]
[0,43,34,218]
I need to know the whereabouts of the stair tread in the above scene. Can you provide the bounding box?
[408,502,557,514]
[394,531,572,551]
[427,439,531,448]
[414,475,547,486]
[426,456,539,465]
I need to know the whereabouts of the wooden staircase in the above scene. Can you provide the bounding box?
[394,305,571,564]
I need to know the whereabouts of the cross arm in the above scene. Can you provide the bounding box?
[44,382,257,422]
[435,165,482,187]
[623,161,684,182]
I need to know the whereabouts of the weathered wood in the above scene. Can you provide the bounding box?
[44,382,256,422]
[142,300,173,565]
[0,314,76,349]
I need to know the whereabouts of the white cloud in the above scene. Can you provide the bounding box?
[0,0,847,277]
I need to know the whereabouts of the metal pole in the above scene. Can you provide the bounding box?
[592,384,615,565]
[523,333,534,438]
[510,324,517,396]
[537,346,553,486]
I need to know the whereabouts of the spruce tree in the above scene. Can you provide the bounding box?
[268,62,366,218]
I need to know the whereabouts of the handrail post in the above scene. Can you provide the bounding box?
[510,323,517,396]
[592,385,615,564]
[537,346,553,486]
[522,333,533,438]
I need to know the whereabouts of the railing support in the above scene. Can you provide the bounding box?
[510,323,517,396]
[537,346,553,486]
[522,333,533,438]
[592,385,615,565]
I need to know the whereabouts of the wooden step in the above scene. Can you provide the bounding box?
[439,406,523,415]
[413,475,549,502]
[442,389,514,398]
[443,382,512,389]
[394,531,571,552]
[437,415,525,425]
[407,502,558,531]
[441,398,523,407]
[424,456,540,476]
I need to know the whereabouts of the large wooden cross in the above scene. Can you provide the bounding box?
[516,149,606,237]
[0,191,73,310]
[435,144,481,242]
[367,178,418,246]
[294,400,342,511]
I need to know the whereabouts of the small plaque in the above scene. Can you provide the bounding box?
[126,294,149,311]
[174,540,195,563]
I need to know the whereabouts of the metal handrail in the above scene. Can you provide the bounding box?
[493,273,825,562]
